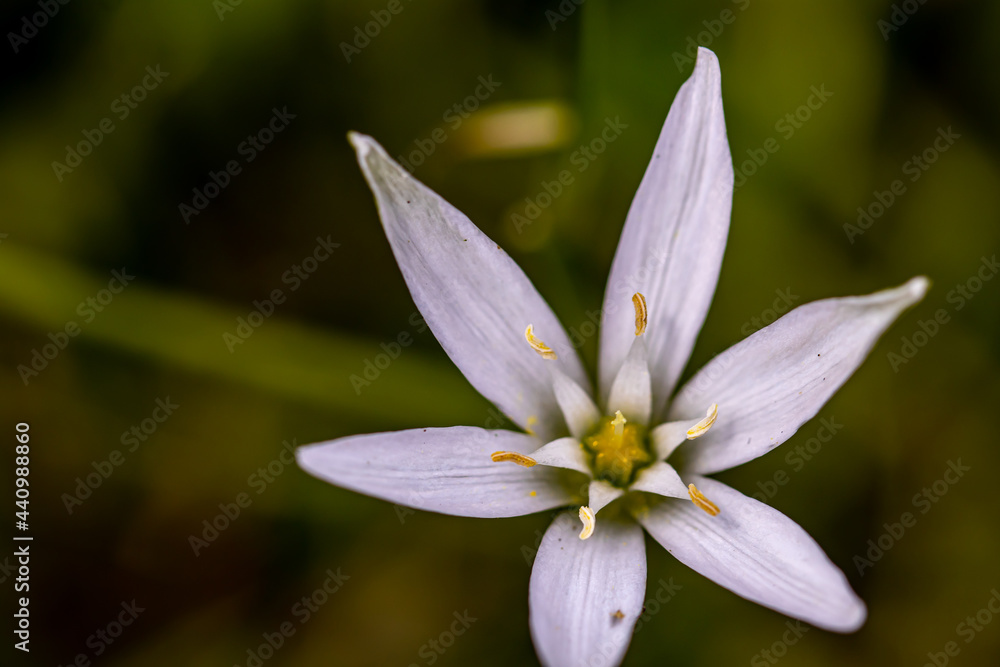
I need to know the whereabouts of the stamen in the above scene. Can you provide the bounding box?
[687,483,720,516]
[632,293,647,336]
[611,410,627,436]
[686,403,719,439]
[578,505,595,540]
[490,451,537,467]
[524,324,557,360]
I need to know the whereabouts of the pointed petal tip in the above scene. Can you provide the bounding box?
[346,126,589,438]
[695,46,720,66]
[816,593,867,634]
[598,38,730,415]
[836,597,868,634]
[874,275,930,313]
[346,130,372,152]
[347,132,386,173]
[693,47,722,84]
[639,479,869,635]
[294,440,327,475]
[348,132,392,171]
[904,275,931,301]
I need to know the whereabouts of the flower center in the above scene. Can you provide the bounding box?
[582,410,653,488]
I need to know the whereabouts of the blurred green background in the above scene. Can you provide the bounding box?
[2,0,1000,665]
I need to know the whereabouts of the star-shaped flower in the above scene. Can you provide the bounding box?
[298,48,927,667]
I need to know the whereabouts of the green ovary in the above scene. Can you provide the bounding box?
[582,414,652,488]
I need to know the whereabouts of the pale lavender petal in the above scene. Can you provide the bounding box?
[606,337,652,425]
[637,476,866,632]
[649,416,701,460]
[599,47,733,418]
[530,512,646,667]
[588,479,624,514]
[551,367,601,440]
[533,437,592,476]
[672,277,928,474]
[351,133,589,440]
[296,427,574,518]
[629,461,687,499]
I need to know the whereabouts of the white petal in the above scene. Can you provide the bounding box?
[636,476,866,632]
[529,512,646,667]
[649,416,701,460]
[350,133,589,440]
[588,479,624,514]
[606,337,652,425]
[533,437,592,477]
[296,427,575,518]
[599,47,733,418]
[672,277,929,474]
[629,461,687,499]
[551,367,601,440]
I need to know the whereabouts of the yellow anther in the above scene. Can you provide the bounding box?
[686,403,719,440]
[578,505,595,540]
[524,324,557,360]
[611,410,627,436]
[490,451,537,467]
[688,483,720,516]
[632,293,647,336]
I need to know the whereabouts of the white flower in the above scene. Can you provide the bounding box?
[298,47,927,667]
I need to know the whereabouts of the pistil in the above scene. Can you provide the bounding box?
[583,411,652,488]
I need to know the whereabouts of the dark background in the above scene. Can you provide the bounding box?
[2,0,999,665]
